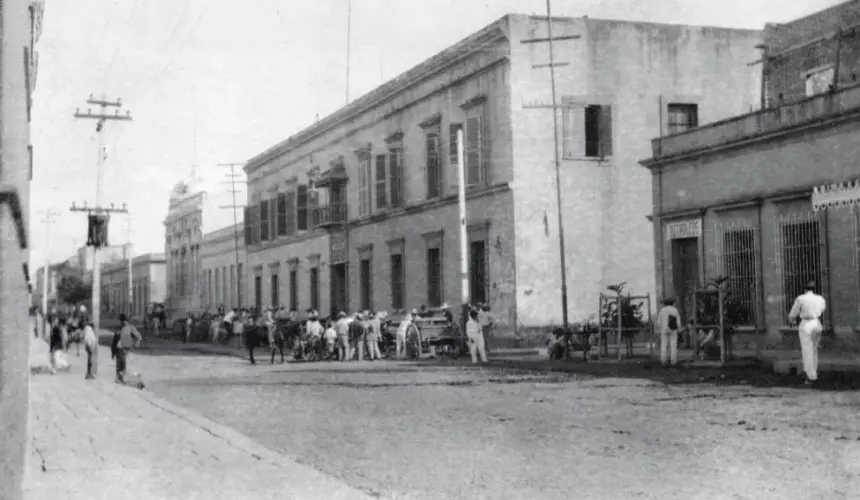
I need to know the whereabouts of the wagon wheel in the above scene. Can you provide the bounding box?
[406,329,421,360]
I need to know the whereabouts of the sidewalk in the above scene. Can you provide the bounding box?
[25,344,378,500]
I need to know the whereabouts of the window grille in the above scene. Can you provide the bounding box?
[714,219,759,327]
[774,210,823,325]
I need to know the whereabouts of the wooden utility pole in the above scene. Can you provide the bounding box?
[125,214,133,317]
[39,209,61,336]
[72,94,132,334]
[218,162,245,309]
[521,1,581,345]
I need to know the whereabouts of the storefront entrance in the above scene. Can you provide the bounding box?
[672,237,699,324]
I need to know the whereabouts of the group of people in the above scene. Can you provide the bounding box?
[183,301,496,365]
[32,304,99,378]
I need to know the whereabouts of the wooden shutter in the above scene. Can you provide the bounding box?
[562,96,584,159]
[243,207,251,245]
[259,200,269,241]
[297,185,308,231]
[285,190,296,235]
[375,154,387,209]
[599,105,613,157]
[269,199,278,240]
[465,117,480,185]
[426,134,440,198]
[276,193,287,236]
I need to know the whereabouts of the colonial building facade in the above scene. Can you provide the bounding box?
[642,0,860,350]
[243,14,761,343]
[201,222,246,312]
[100,253,167,318]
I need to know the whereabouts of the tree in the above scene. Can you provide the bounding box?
[55,264,91,306]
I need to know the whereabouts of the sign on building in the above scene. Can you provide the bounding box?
[665,218,702,240]
[330,229,348,264]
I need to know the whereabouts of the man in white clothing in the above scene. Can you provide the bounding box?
[466,308,487,364]
[656,297,681,367]
[395,311,416,360]
[788,281,827,385]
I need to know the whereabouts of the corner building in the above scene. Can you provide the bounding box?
[244,14,761,344]
[642,0,860,351]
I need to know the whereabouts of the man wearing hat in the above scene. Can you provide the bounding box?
[349,312,367,361]
[788,281,827,385]
[334,311,351,361]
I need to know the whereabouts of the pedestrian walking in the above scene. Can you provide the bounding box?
[48,317,67,375]
[82,320,98,380]
[323,320,337,360]
[335,312,350,361]
[788,281,827,385]
[466,308,488,364]
[306,313,324,359]
[112,314,142,384]
[657,298,681,367]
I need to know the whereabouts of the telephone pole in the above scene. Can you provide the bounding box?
[125,214,134,317]
[218,162,245,309]
[71,94,132,334]
[521,2,581,343]
[39,209,61,335]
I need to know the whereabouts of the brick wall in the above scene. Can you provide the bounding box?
[766,0,860,105]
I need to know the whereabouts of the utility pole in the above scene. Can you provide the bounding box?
[125,214,133,318]
[39,209,61,336]
[521,2,581,349]
[456,128,470,338]
[72,94,132,335]
[218,162,245,309]
[345,0,352,104]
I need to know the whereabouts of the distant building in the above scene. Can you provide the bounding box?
[164,165,245,318]
[642,0,860,350]
[32,244,128,308]
[100,253,167,318]
[201,223,246,312]
[242,14,761,344]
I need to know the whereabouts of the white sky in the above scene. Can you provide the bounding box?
[30,0,843,267]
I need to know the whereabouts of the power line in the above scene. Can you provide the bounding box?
[100,0,144,84]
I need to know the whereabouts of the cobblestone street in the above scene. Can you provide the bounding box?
[120,346,860,500]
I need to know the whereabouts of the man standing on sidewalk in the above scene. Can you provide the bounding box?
[466,308,487,364]
[113,314,142,384]
[656,298,681,367]
[788,281,827,385]
[82,320,98,380]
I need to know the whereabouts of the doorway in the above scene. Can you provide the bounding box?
[330,263,348,315]
[671,237,699,324]
[254,275,262,312]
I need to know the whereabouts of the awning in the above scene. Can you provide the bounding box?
[812,180,860,211]
[314,165,348,188]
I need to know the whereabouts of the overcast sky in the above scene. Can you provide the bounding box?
[30,0,842,267]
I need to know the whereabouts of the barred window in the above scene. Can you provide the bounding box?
[718,224,758,326]
[774,211,822,324]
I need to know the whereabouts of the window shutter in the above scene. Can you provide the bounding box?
[599,105,613,157]
[285,190,296,235]
[243,207,251,245]
[375,154,387,210]
[297,185,308,231]
[259,200,269,241]
[481,109,490,184]
[277,193,287,236]
[465,117,480,185]
[269,199,278,239]
[251,205,261,245]
[562,97,585,159]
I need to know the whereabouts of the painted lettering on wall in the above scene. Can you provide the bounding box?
[665,218,702,240]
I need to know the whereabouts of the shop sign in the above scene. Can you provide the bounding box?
[665,218,701,240]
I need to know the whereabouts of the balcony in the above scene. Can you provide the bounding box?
[650,83,860,161]
[312,202,348,228]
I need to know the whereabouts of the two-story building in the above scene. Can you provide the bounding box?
[201,222,246,312]
[243,14,761,344]
[642,0,860,351]
[100,253,167,318]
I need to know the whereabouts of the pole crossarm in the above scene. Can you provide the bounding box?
[69,202,128,215]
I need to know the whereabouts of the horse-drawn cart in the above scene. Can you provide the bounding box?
[413,312,468,358]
